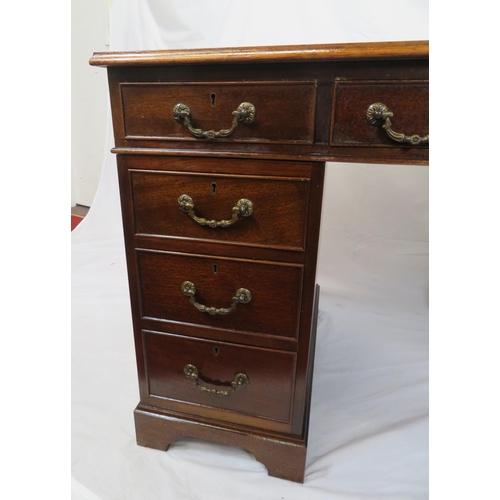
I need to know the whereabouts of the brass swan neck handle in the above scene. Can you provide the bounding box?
[173,102,256,139]
[366,102,429,145]
[184,364,249,396]
[178,195,254,228]
[181,281,252,316]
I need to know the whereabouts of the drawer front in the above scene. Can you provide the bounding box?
[330,80,429,147]
[130,168,310,251]
[137,250,303,340]
[120,81,316,144]
[144,330,297,423]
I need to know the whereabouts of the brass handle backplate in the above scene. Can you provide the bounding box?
[178,195,254,228]
[366,102,429,145]
[181,281,252,315]
[173,102,256,139]
[184,364,249,396]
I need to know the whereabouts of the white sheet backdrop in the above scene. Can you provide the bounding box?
[72,1,429,498]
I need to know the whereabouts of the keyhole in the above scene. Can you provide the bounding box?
[210,93,216,106]
[212,264,218,274]
[214,346,219,356]
[211,182,217,195]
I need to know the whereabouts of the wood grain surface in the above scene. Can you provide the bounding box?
[90,40,428,67]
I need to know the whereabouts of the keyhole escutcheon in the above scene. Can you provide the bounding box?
[210,93,216,106]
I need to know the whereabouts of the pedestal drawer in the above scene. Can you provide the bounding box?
[144,330,297,424]
[137,249,303,340]
[130,165,310,251]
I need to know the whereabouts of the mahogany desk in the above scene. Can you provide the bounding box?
[90,40,429,482]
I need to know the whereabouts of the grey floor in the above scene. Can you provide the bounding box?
[72,205,90,217]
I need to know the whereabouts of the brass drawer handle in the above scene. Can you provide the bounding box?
[173,102,256,139]
[181,281,252,315]
[366,102,429,145]
[184,364,249,396]
[177,194,254,228]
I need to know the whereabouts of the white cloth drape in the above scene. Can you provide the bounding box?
[72,1,429,498]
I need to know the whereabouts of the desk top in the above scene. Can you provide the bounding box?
[90,40,429,67]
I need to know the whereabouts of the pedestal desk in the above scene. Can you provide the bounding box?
[90,41,429,482]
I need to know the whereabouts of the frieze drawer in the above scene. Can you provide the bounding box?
[120,81,317,144]
[331,80,429,148]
